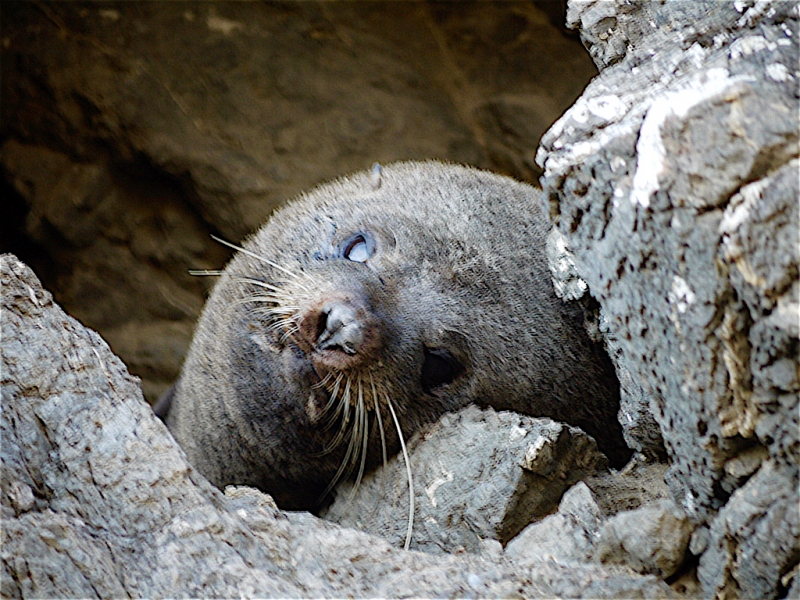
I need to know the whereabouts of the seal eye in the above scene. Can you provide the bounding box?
[342,233,375,263]
[421,347,464,395]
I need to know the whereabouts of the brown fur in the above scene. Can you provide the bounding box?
[165,161,630,510]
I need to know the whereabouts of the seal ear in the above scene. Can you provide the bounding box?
[421,347,464,395]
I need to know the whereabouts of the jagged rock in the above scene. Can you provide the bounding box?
[581,460,671,517]
[539,1,799,597]
[601,320,667,461]
[594,498,692,578]
[323,405,607,553]
[697,460,800,599]
[0,254,675,598]
[505,465,684,577]
[505,482,601,567]
[546,228,666,460]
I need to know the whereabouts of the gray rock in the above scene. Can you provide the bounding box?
[505,465,683,576]
[547,228,590,302]
[539,1,798,596]
[697,460,800,599]
[0,253,675,599]
[594,499,693,578]
[323,405,607,553]
[505,482,601,567]
[545,228,666,459]
[602,319,667,461]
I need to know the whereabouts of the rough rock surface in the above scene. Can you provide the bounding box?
[1,254,674,599]
[593,498,693,578]
[539,1,799,597]
[547,227,666,459]
[1,1,596,403]
[323,405,607,553]
[505,465,682,576]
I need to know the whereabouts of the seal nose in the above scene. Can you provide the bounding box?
[316,302,364,355]
[297,296,380,370]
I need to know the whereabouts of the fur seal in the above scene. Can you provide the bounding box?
[162,161,630,511]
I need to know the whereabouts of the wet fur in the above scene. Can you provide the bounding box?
[165,161,630,511]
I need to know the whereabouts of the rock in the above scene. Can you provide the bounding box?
[594,499,693,578]
[545,228,666,459]
[581,459,671,517]
[539,1,799,597]
[505,465,683,575]
[697,460,800,599]
[323,405,607,553]
[602,321,667,461]
[0,253,675,598]
[505,482,602,567]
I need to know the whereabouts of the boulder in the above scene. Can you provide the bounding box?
[538,1,799,596]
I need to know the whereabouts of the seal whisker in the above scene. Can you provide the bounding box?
[237,294,297,306]
[319,430,356,502]
[236,297,300,311]
[279,325,302,344]
[319,379,364,500]
[351,376,370,496]
[369,372,389,471]
[324,377,352,447]
[312,371,335,390]
[385,392,414,551]
[236,277,298,296]
[264,318,297,334]
[210,234,315,289]
[320,372,345,422]
[367,372,389,521]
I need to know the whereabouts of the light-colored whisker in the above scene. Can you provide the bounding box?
[324,379,352,445]
[237,293,295,306]
[210,235,315,290]
[188,269,225,277]
[320,373,345,422]
[385,392,414,551]
[368,374,389,522]
[370,373,389,471]
[236,297,299,311]
[279,326,301,344]
[320,424,357,501]
[235,277,293,295]
[265,319,293,333]
[312,372,335,390]
[351,378,370,496]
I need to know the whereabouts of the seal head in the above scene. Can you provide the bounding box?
[165,161,630,510]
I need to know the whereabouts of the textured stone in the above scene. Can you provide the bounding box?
[594,499,692,578]
[323,405,607,553]
[539,2,798,597]
[697,460,800,599]
[505,482,601,567]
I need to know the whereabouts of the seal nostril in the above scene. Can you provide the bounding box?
[316,302,364,355]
